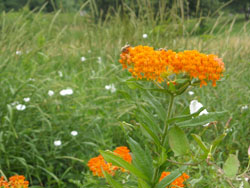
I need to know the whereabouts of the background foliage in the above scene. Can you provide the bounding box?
[0,0,249,187]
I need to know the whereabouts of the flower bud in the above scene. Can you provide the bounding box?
[248,145,250,158]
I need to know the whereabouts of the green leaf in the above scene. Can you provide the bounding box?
[137,107,161,135]
[168,126,190,156]
[176,111,228,127]
[138,178,151,188]
[223,154,240,178]
[244,180,250,188]
[191,134,209,154]
[102,170,123,188]
[166,107,205,124]
[128,138,154,181]
[155,167,187,188]
[144,91,167,122]
[100,150,149,182]
[139,122,161,148]
[211,133,227,152]
[126,80,144,90]
[168,82,176,92]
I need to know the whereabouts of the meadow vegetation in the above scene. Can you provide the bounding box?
[0,2,250,187]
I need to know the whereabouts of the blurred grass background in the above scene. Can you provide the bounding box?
[0,0,249,187]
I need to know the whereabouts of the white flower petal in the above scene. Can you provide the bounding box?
[58,71,63,77]
[199,109,209,116]
[142,34,148,38]
[54,140,62,146]
[189,100,203,114]
[188,91,194,96]
[81,56,86,62]
[16,51,22,55]
[71,131,78,136]
[16,104,26,111]
[241,105,248,110]
[105,85,111,90]
[23,97,30,102]
[60,88,73,96]
[110,84,116,93]
[48,90,54,96]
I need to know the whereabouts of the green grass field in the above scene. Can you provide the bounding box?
[0,6,249,188]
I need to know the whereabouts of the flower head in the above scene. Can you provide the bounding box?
[16,104,26,111]
[142,34,148,38]
[1,175,29,188]
[54,140,62,146]
[119,45,225,87]
[48,90,54,96]
[160,172,189,187]
[88,146,132,177]
[60,88,73,96]
[23,98,30,102]
[81,56,86,62]
[71,131,78,136]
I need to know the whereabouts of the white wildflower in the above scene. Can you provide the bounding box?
[23,97,30,102]
[60,88,73,96]
[189,100,209,127]
[88,50,91,53]
[28,78,35,81]
[241,105,248,110]
[189,100,203,114]
[16,51,22,55]
[97,57,102,63]
[16,104,26,111]
[81,56,86,62]
[48,90,54,96]
[58,71,63,77]
[105,85,111,90]
[71,131,78,136]
[105,84,116,93]
[54,140,62,146]
[188,91,194,96]
[142,34,148,38]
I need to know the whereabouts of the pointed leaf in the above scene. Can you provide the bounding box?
[166,107,205,124]
[168,126,190,156]
[211,133,227,152]
[176,111,227,127]
[138,178,151,188]
[139,122,161,148]
[100,150,149,182]
[191,134,209,153]
[128,138,154,181]
[223,154,240,178]
[102,170,123,188]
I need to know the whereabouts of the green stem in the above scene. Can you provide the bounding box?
[161,94,175,146]
[152,94,175,186]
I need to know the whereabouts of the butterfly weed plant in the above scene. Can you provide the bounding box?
[87,44,248,188]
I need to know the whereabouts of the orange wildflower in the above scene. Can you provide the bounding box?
[119,45,225,87]
[87,146,132,177]
[0,176,9,188]
[87,155,114,177]
[160,172,189,187]
[0,175,29,188]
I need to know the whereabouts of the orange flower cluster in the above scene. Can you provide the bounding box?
[159,172,189,187]
[0,175,29,188]
[119,45,225,87]
[87,146,132,177]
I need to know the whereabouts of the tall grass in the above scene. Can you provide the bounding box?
[0,1,249,187]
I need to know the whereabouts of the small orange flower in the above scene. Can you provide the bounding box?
[160,172,189,187]
[0,175,29,188]
[87,146,132,177]
[119,45,225,87]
